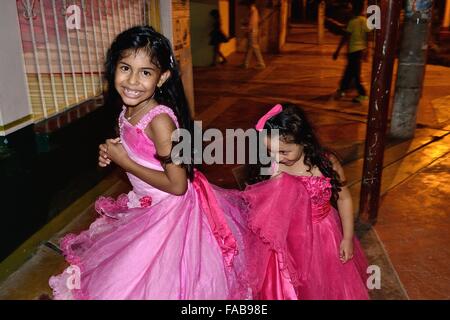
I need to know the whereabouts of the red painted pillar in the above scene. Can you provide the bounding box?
[358,0,402,224]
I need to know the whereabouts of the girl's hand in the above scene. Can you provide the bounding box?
[98,143,111,167]
[339,238,354,263]
[105,138,131,169]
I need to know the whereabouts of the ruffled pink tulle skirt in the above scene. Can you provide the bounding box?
[49,173,250,300]
[49,171,369,300]
[243,173,369,300]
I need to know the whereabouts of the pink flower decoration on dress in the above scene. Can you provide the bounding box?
[255,104,283,131]
[136,128,142,134]
[94,194,129,219]
[139,196,152,208]
[116,194,129,208]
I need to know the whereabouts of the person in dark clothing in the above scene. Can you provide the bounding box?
[333,0,371,103]
[209,9,228,66]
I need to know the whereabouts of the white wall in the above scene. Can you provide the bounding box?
[160,0,174,43]
[0,1,32,135]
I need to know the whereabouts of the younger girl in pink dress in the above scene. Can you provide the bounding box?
[49,26,248,300]
[243,103,369,300]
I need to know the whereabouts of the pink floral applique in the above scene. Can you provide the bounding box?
[94,194,129,218]
[139,196,152,208]
[136,128,142,134]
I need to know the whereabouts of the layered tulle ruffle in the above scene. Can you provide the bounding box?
[243,173,369,300]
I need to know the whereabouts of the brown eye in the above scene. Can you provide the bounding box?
[142,70,151,77]
[120,66,129,72]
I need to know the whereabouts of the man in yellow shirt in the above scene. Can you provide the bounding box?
[242,0,266,69]
[333,0,371,103]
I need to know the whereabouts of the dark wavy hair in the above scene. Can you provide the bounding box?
[351,0,364,15]
[248,103,343,206]
[105,25,194,180]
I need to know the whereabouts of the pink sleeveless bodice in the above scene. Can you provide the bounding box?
[49,105,250,300]
[119,105,181,207]
[297,176,333,223]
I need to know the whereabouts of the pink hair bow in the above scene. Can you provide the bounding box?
[255,104,283,131]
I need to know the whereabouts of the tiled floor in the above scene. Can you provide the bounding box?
[375,153,450,299]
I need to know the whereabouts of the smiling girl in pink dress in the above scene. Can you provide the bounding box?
[49,26,249,300]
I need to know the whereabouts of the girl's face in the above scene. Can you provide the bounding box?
[114,49,170,108]
[266,135,304,167]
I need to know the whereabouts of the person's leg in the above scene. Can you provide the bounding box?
[211,46,219,66]
[251,32,266,68]
[349,51,369,102]
[339,54,353,93]
[243,34,254,68]
[253,46,266,68]
[218,45,227,64]
[354,50,367,96]
[348,52,359,90]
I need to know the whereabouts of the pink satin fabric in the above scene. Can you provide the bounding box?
[49,106,250,300]
[243,173,314,296]
[244,174,370,300]
[257,251,298,300]
[193,170,238,267]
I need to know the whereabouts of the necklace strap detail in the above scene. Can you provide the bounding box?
[126,100,152,121]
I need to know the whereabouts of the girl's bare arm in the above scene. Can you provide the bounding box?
[108,114,188,196]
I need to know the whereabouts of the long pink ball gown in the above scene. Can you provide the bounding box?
[243,173,370,300]
[49,105,249,300]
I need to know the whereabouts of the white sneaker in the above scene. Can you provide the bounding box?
[335,90,345,99]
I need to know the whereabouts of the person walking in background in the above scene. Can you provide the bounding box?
[333,0,371,103]
[209,9,229,66]
[241,0,266,70]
